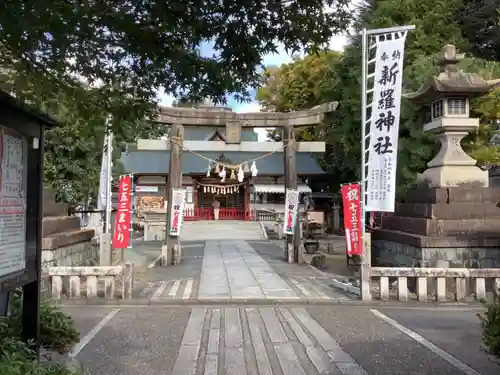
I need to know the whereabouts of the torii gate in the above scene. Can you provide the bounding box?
[137,102,337,266]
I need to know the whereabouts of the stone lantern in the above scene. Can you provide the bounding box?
[371,44,500,270]
[405,44,499,187]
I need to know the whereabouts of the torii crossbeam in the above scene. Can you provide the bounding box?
[145,102,337,266]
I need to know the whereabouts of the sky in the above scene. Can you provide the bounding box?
[157,35,349,141]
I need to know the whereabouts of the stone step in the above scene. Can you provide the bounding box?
[43,201,68,217]
[42,216,81,237]
[41,228,95,250]
[180,220,266,240]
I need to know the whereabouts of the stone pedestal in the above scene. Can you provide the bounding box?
[372,187,500,268]
[421,127,489,187]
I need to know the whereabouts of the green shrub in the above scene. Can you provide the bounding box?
[478,293,500,359]
[0,289,82,374]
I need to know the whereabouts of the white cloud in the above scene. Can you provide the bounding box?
[157,87,175,106]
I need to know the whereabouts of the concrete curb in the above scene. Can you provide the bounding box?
[331,279,361,296]
[306,263,361,297]
[259,221,268,240]
[52,297,352,306]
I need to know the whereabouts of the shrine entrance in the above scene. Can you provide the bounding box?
[196,181,249,220]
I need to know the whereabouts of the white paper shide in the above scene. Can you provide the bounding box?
[366,35,407,212]
[0,128,27,278]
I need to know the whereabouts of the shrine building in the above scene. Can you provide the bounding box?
[119,105,328,221]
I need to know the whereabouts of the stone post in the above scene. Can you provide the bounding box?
[99,233,112,266]
[360,232,372,301]
[162,123,184,266]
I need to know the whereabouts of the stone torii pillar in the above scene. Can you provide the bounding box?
[143,101,337,265]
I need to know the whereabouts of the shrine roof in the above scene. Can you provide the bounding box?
[182,126,258,141]
[120,150,326,175]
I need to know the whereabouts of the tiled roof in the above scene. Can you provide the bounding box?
[120,150,326,175]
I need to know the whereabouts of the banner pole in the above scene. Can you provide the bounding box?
[129,173,134,264]
[360,28,371,301]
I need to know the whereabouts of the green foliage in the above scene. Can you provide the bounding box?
[454,0,500,62]
[478,294,500,359]
[0,0,352,104]
[0,290,82,374]
[1,64,165,207]
[257,0,500,194]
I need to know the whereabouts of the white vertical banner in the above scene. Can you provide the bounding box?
[97,133,108,212]
[169,188,186,237]
[283,189,300,235]
[365,33,408,212]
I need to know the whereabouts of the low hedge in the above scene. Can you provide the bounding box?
[0,289,82,374]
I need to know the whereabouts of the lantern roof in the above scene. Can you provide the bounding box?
[405,44,500,105]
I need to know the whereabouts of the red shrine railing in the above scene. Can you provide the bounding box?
[183,207,255,221]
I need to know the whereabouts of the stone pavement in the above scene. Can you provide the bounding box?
[59,238,500,374]
[133,240,351,303]
[63,304,500,375]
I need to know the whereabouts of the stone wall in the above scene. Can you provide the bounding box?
[42,238,99,267]
[42,188,96,267]
[373,239,500,268]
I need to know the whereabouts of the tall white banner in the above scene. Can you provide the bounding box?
[97,134,108,212]
[365,34,407,212]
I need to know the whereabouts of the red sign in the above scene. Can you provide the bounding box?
[341,184,362,256]
[112,175,132,249]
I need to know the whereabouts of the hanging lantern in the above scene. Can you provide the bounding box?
[243,162,250,173]
[230,169,236,180]
[215,164,220,174]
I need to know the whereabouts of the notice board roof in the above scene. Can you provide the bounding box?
[0,90,58,127]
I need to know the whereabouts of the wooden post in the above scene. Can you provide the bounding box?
[162,123,184,266]
[283,125,298,263]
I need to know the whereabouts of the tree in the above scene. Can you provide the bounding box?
[257,51,343,142]
[1,64,165,207]
[0,0,352,114]
[256,0,499,194]
[454,0,500,62]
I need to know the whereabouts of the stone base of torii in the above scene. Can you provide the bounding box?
[138,101,337,266]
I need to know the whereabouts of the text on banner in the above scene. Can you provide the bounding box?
[112,175,132,249]
[341,184,362,256]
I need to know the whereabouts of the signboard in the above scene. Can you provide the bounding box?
[112,175,133,249]
[341,184,362,256]
[284,189,300,235]
[365,33,408,212]
[135,185,159,193]
[169,189,186,237]
[0,127,27,279]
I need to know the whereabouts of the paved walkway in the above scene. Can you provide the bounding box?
[198,240,299,300]
[136,240,350,303]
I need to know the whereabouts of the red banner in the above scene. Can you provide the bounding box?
[112,175,132,249]
[341,184,362,256]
